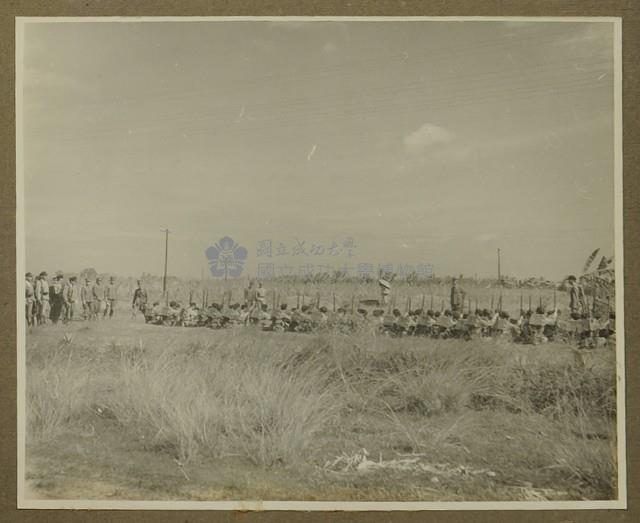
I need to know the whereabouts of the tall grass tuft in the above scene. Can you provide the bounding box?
[106,334,340,467]
[26,346,91,442]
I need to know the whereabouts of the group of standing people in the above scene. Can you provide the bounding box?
[25,271,119,326]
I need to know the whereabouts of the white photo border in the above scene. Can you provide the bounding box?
[15,15,626,511]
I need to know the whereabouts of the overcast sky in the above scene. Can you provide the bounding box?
[21,19,616,280]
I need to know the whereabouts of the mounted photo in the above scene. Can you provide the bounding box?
[16,16,625,510]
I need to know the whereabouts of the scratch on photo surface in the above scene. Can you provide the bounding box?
[307,144,317,161]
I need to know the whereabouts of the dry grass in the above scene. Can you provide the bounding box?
[104,333,340,467]
[24,318,618,501]
[26,340,93,442]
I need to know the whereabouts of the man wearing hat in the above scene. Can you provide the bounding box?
[25,272,35,326]
[567,275,586,315]
[63,276,79,323]
[378,278,391,305]
[92,277,105,318]
[104,276,118,319]
[34,271,50,325]
[81,278,94,320]
[49,271,66,324]
[132,280,148,318]
[450,277,466,313]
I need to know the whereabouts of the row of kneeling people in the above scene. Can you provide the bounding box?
[142,301,615,347]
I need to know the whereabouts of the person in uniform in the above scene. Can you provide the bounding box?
[104,276,118,318]
[416,309,436,337]
[435,310,455,338]
[378,278,391,306]
[578,312,596,349]
[167,301,182,326]
[381,308,396,335]
[238,304,250,325]
[35,271,50,325]
[258,303,272,330]
[256,282,267,308]
[143,301,158,323]
[25,272,35,326]
[63,276,79,323]
[206,303,224,329]
[49,272,65,324]
[451,312,467,338]
[272,304,291,332]
[218,302,233,328]
[492,311,511,339]
[310,306,328,330]
[292,305,313,332]
[543,308,559,341]
[248,299,263,326]
[525,307,548,344]
[244,280,256,308]
[81,278,93,320]
[567,275,587,316]
[508,318,522,341]
[450,278,465,313]
[92,277,104,318]
[371,309,386,334]
[464,310,482,340]
[226,303,243,328]
[132,280,148,317]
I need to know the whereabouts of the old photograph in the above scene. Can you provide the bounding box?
[16,17,624,510]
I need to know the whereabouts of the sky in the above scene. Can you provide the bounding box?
[20,19,617,281]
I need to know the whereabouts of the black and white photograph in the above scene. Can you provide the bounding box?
[16,16,625,510]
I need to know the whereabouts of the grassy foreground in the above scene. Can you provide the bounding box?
[24,312,617,502]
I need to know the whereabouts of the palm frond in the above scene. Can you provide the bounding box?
[583,248,600,274]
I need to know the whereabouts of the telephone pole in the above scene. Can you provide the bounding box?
[497,248,501,285]
[161,228,171,298]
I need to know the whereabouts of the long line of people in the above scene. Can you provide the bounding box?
[142,300,615,348]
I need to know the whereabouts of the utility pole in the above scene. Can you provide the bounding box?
[497,248,501,286]
[161,228,170,299]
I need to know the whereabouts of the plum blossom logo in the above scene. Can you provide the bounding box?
[205,236,248,278]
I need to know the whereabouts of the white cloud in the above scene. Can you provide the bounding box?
[476,233,496,242]
[433,113,610,162]
[404,123,454,153]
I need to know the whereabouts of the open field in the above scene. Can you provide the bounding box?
[25,308,617,502]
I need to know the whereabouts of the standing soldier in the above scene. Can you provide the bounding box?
[63,276,79,323]
[34,271,50,325]
[92,277,104,318]
[256,281,267,308]
[81,278,93,320]
[104,276,118,319]
[25,272,35,326]
[378,278,391,306]
[49,272,65,324]
[244,280,256,308]
[132,280,148,317]
[567,275,587,316]
[450,277,465,313]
